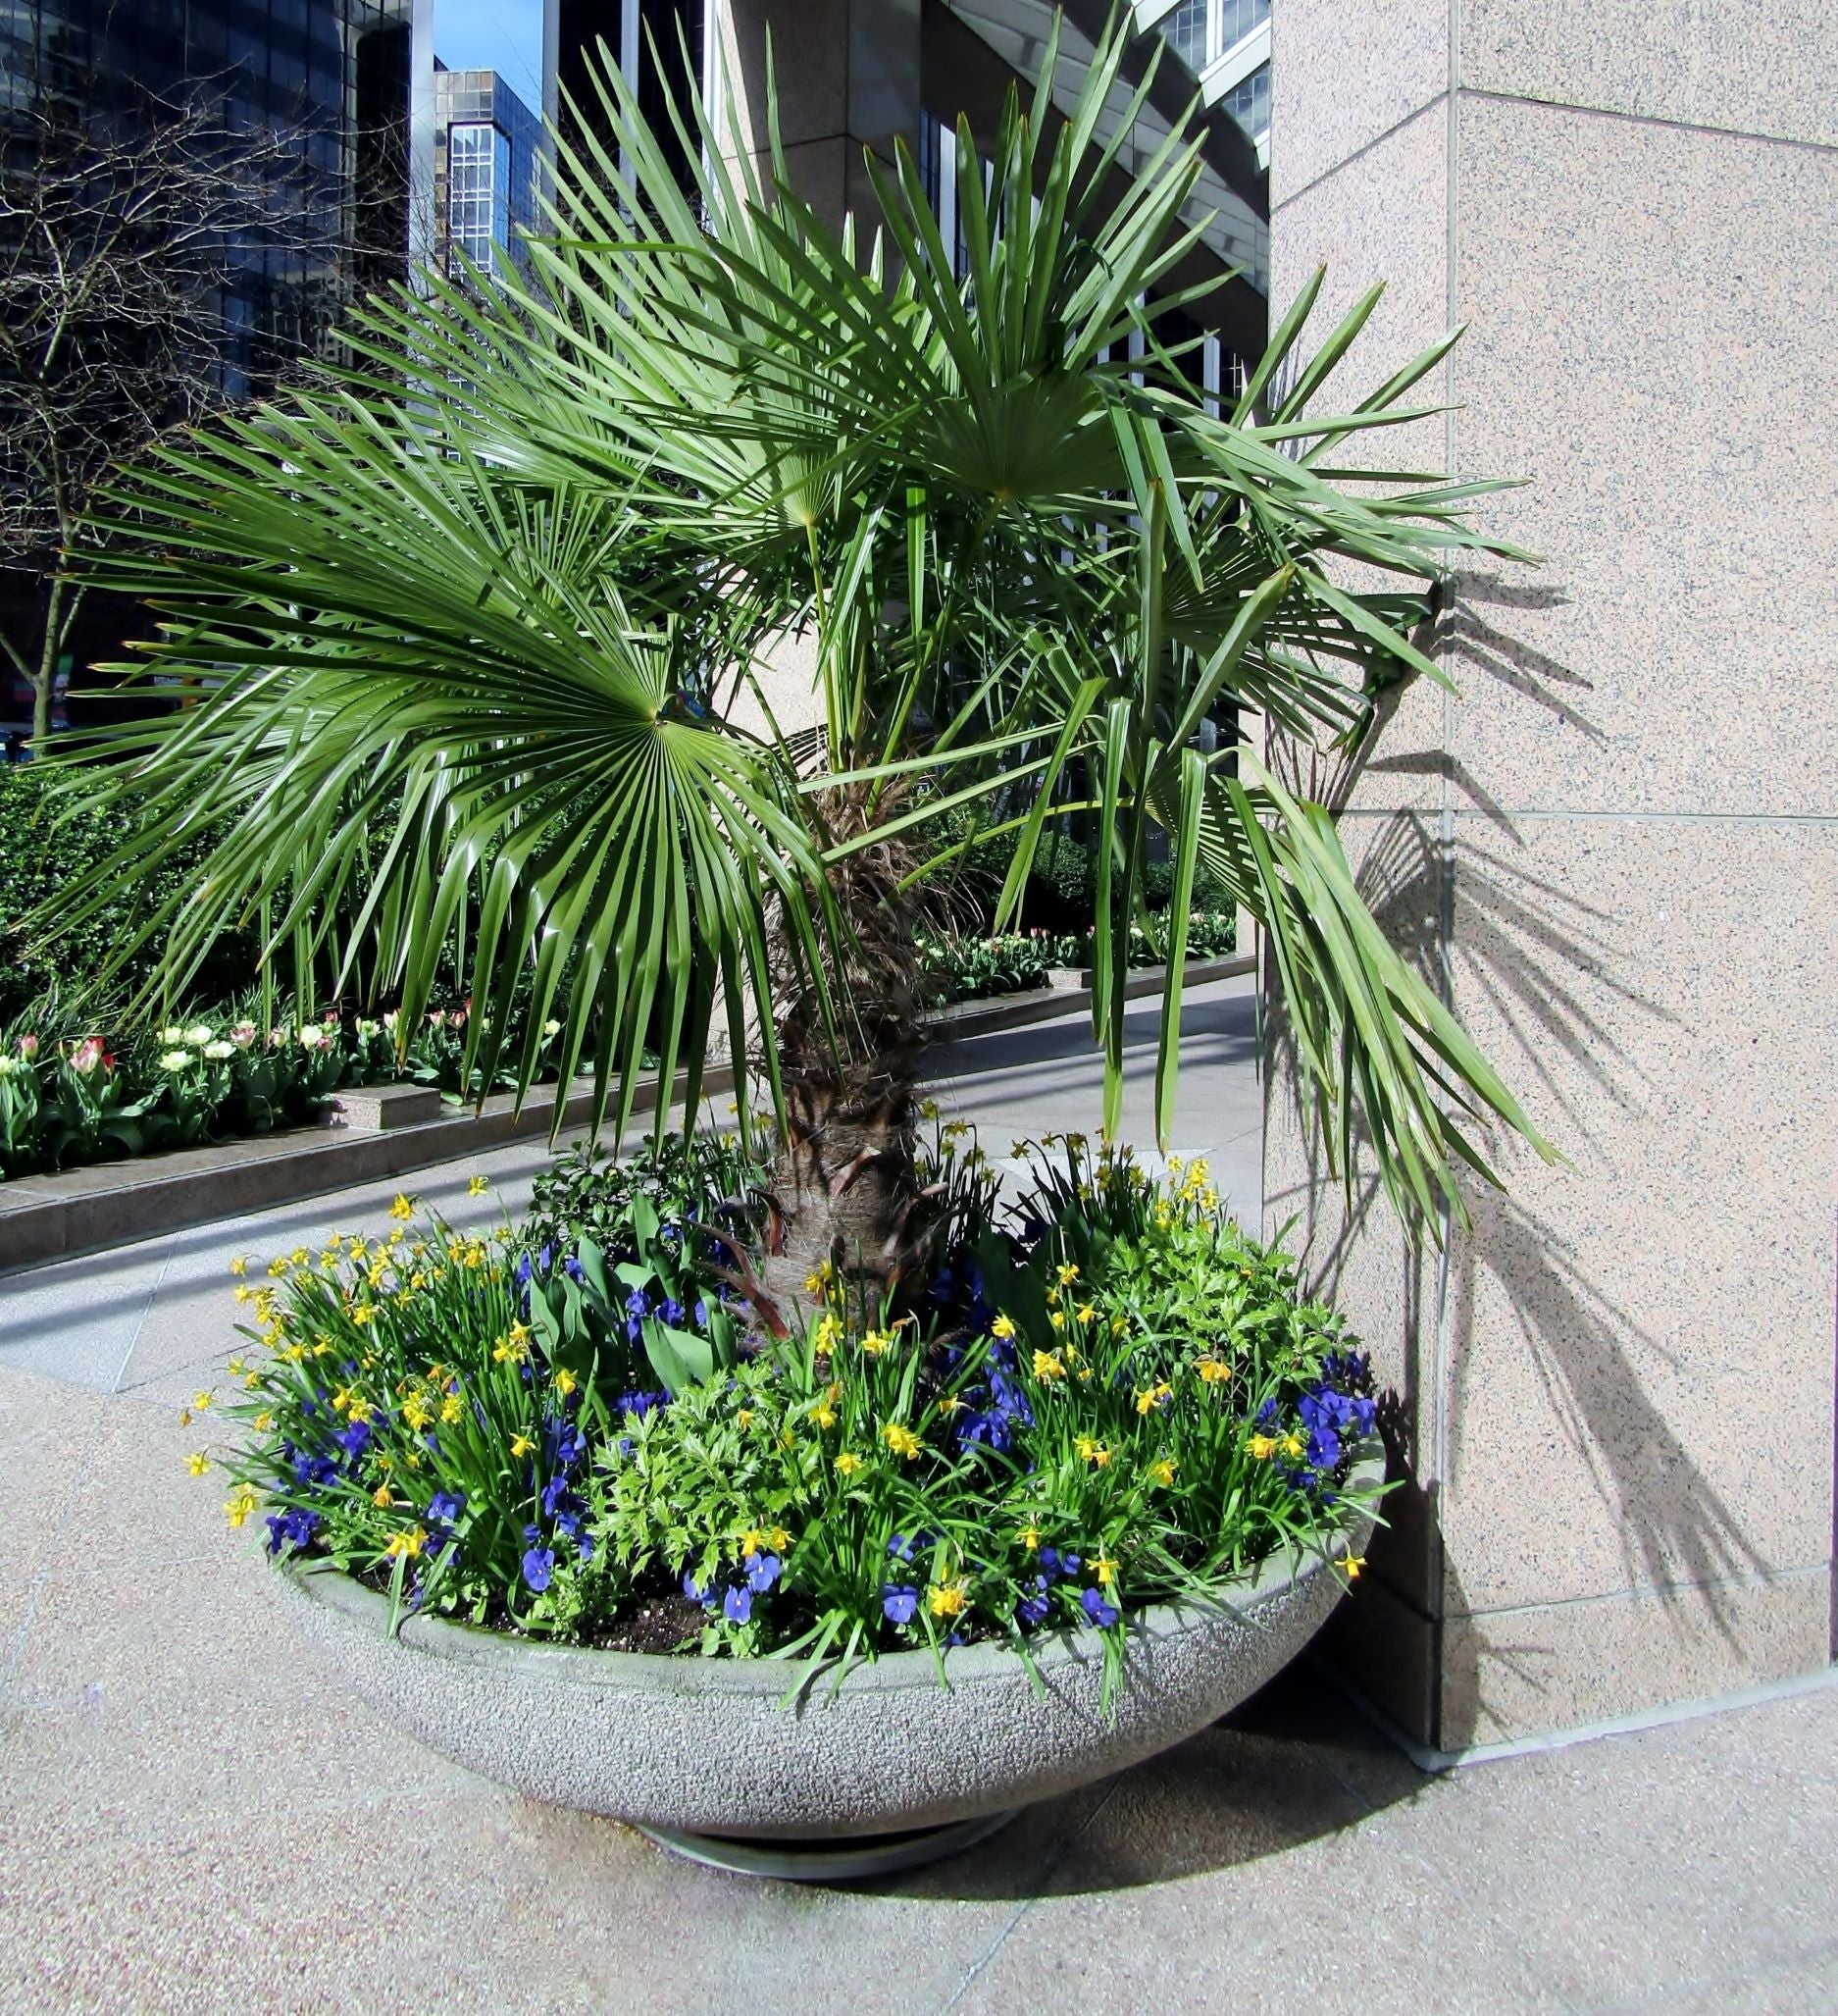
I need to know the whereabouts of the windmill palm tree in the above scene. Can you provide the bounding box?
[50,18,1551,1304]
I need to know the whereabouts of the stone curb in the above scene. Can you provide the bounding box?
[0,955,1253,1276]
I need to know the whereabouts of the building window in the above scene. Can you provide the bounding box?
[446,120,510,276]
[1219,63,1269,143]
[1156,0,1268,74]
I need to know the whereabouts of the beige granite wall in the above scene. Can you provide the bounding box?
[1266,0,1838,1747]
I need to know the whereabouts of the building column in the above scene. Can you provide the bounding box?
[1265,0,1838,1747]
[709,0,922,236]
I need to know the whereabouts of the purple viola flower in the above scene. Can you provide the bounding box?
[723,1583,753,1625]
[882,1583,919,1625]
[1255,1397,1280,1429]
[521,1546,555,1592]
[683,1569,716,1609]
[887,1533,914,1563]
[1351,1394,1378,1436]
[428,1490,465,1526]
[563,1256,584,1282]
[577,1532,595,1562]
[692,1300,708,1328]
[1305,1425,1341,1472]
[660,1297,687,1328]
[743,1551,782,1593]
[1080,1586,1119,1628]
[333,1419,372,1463]
[264,1507,320,1557]
[1015,1577,1051,1629]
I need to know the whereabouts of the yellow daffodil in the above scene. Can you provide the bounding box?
[738,1408,755,1428]
[1196,1358,1231,1384]
[1134,1382,1172,1416]
[1250,1433,1279,1461]
[383,1526,428,1560]
[1018,1525,1042,1552]
[860,1328,892,1357]
[1074,1436,1110,1469]
[1055,1263,1080,1287]
[232,1285,253,1305]
[179,1409,192,1427]
[510,1431,536,1459]
[1033,1350,1065,1382]
[554,1368,578,1398]
[928,1579,969,1619]
[1283,1433,1303,1460]
[882,1423,921,1461]
[468,1175,489,1197]
[373,1484,393,1508]
[1075,1303,1097,1324]
[812,1402,837,1429]
[1093,1553,1117,1587]
[1150,1458,1177,1487]
[186,1453,209,1476]
[1340,1554,1367,1582]
[253,1412,274,1432]
[440,1395,463,1425]
[228,1256,247,1277]
[192,1391,212,1413]
[813,1313,843,1353]
[390,1193,415,1221]
[224,1486,259,1528]
[991,1313,1017,1341]
[834,1451,863,1476]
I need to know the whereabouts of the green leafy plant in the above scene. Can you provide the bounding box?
[47,11,1552,1274]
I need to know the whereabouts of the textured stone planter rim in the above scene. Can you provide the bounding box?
[283,1434,1384,1698]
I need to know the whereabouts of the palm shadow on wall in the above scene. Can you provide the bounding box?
[1271,581,1780,1748]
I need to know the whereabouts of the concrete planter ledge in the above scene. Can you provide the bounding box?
[278,1435,1379,1870]
[0,956,1251,1275]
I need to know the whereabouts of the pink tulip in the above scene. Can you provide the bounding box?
[230,1022,257,1049]
[17,1033,38,1060]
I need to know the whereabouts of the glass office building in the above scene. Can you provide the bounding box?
[434,67,541,280]
[0,0,417,389]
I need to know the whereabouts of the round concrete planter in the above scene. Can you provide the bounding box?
[279,1437,1381,1870]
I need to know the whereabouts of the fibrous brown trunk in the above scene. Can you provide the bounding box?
[758,774,929,1312]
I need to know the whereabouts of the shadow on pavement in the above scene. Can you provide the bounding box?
[878,1662,1424,1902]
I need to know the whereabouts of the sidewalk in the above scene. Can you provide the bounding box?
[3,976,1833,2012]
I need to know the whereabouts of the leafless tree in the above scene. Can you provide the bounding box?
[0,72,408,742]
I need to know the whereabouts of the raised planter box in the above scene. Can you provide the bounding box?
[277,1432,1377,1879]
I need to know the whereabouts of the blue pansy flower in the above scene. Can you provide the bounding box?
[1015,1577,1051,1628]
[723,1584,753,1625]
[1080,1586,1119,1628]
[521,1546,555,1592]
[683,1569,716,1609]
[887,1533,914,1563]
[882,1583,919,1625]
[744,1552,782,1594]
[428,1490,465,1526]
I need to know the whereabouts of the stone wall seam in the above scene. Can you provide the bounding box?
[1453,1559,1833,1626]
[1457,82,1838,159]
[1268,95,1446,219]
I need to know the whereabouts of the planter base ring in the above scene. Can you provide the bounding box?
[632,1808,1019,1883]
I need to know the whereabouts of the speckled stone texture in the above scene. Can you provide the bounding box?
[1267,0,1838,1746]
[275,1448,1379,1840]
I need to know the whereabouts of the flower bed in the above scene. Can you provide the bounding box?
[193,1127,1381,1697]
[0,1003,565,1183]
[917,911,1237,1008]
